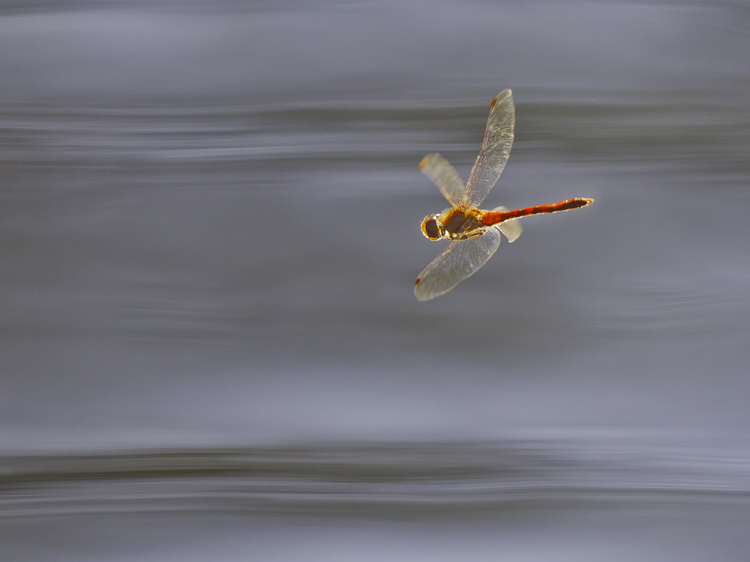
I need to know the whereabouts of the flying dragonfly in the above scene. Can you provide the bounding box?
[415,89,593,301]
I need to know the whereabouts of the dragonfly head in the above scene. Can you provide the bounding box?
[421,213,444,240]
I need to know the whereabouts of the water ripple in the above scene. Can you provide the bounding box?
[3,437,750,518]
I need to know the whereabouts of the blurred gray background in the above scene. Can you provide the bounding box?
[1,0,750,560]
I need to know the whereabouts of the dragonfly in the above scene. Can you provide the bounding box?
[415,88,593,301]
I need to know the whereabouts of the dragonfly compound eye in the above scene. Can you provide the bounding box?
[421,216,442,240]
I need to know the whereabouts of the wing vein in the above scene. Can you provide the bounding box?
[464,89,515,208]
[414,228,502,301]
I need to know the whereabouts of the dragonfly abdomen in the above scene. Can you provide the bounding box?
[481,197,593,225]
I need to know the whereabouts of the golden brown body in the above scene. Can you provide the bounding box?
[421,198,593,242]
[415,88,594,301]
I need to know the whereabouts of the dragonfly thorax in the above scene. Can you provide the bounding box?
[421,208,485,241]
[441,207,483,240]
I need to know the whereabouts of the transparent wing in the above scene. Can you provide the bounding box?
[419,153,465,208]
[490,205,522,243]
[464,89,515,208]
[414,227,502,301]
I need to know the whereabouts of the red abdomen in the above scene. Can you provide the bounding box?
[481,198,593,225]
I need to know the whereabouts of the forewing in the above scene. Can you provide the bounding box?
[414,227,502,301]
[419,153,464,207]
[464,89,515,208]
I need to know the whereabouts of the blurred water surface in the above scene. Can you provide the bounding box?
[2,0,750,560]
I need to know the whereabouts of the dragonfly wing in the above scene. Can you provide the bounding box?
[490,205,522,243]
[419,153,465,208]
[414,227,502,301]
[464,89,515,208]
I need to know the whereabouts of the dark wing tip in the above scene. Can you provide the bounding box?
[490,89,513,110]
[414,276,422,287]
[419,157,428,171]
